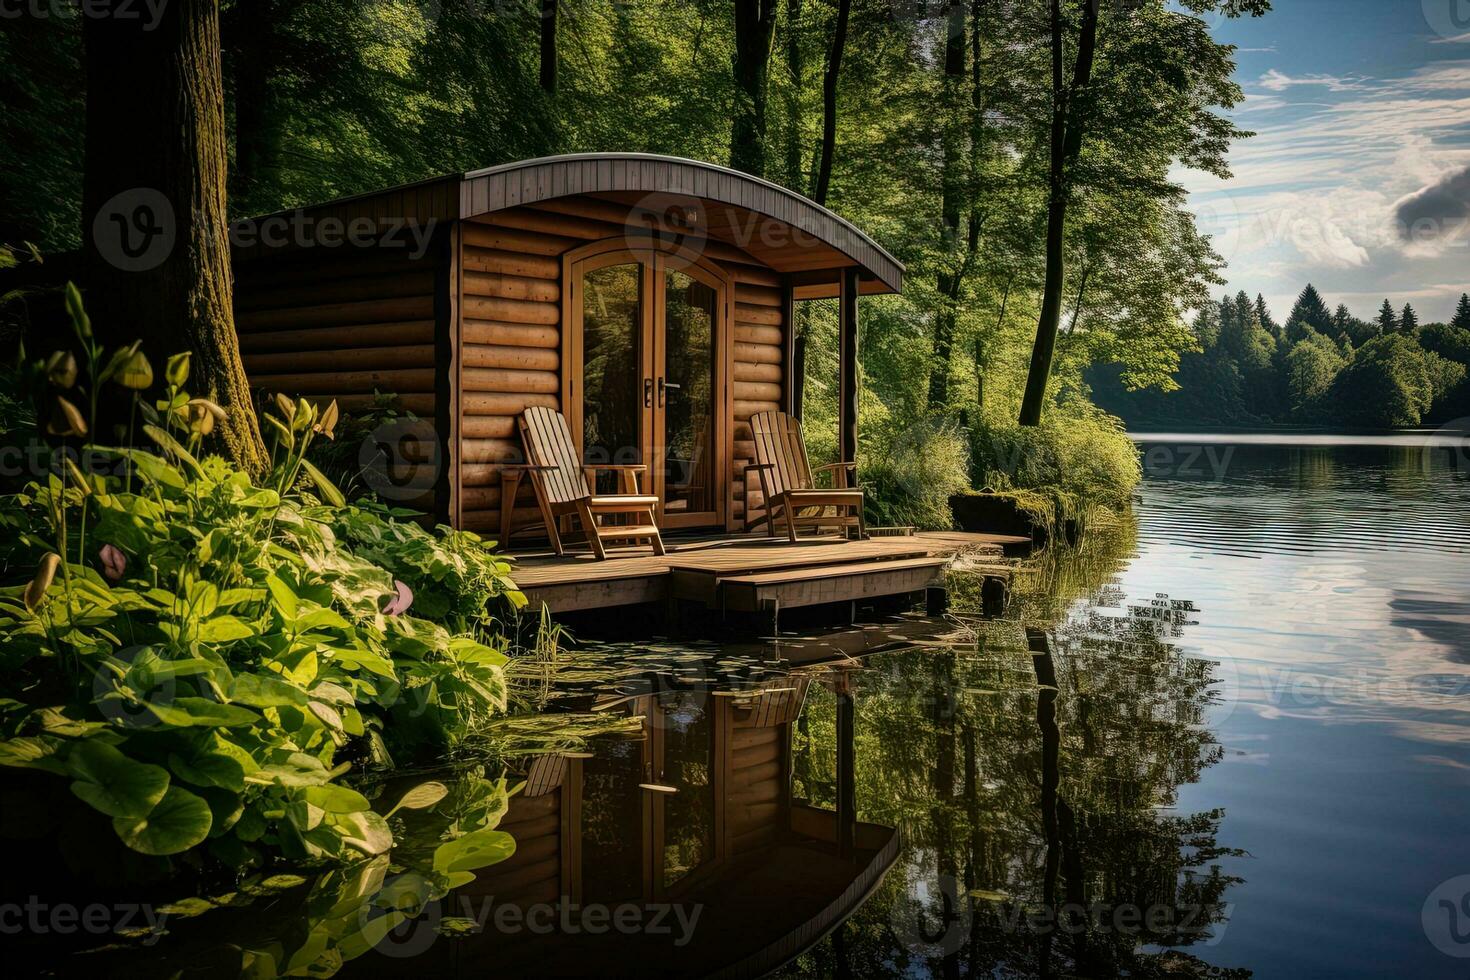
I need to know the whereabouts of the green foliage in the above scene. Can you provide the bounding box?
[1328,333,1465,427]
[1095,283,1470,427]
[1283,327,1346,415]
[857,415,972,529]
[0,301,524,874]
[970,402,1140,511]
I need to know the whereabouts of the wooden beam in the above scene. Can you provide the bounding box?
[835,673,856,859]
[781,274,798,417]
[838,266,859,467]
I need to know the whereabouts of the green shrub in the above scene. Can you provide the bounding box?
[858,414,972,528]
[969,402,1140,512]
[0,289,520,883]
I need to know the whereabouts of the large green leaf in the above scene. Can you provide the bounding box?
[113,785,213,855]
[332,809,393,856]
[386,781,448,817]
[432,827,515,874]
[146,697,260,728]
[67,739,170,818]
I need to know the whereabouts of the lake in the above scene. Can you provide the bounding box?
[772,433,1470,978]
[11,434,1469,978]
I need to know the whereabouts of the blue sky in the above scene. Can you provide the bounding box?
[1178,0,1470,323]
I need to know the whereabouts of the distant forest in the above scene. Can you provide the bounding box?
[1090,288,1470,429]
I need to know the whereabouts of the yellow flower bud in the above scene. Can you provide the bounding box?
[115,350,154,391]
[46,351,78,389]
[24,553,61,611]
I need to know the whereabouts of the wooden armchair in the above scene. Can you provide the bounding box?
[504,406,666,560]
[744,410,866,541]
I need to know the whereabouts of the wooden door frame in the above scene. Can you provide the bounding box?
[645,690,728,902]
[563,236,733,530]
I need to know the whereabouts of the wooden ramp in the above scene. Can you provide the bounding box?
[508,531,1023,617]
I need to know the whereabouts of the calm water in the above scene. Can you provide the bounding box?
[14,436,1470,978]
[773,435,1470,979]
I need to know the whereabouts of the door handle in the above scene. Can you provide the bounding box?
[644,377,654,408]
[658,378,680,407]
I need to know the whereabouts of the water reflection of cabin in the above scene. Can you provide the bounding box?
[233,153,900,539]
[449,675,894,977]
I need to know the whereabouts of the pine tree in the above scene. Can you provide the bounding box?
[1287,284,1333,333]
[1400,303,1419,334]
[1452,293,1470,331]
[1255,293,1279,338]
[1333,304,1353,337]
[1376,299,1398,336]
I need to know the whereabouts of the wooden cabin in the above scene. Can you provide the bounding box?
[231,153,904,539]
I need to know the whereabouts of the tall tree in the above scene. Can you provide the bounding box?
[1017,0,1099,426]
[1017,0,1269,425]
[1255,293,1279,339]
[83,0,268,472]
[731,0,781,176]
[811,0,851,205]
[539,0,558,93]
[784,0,806,192]
[1454,293,1470,332]
[1400,302,1419,334]
[1376,299,1398,336]
[1286,283,1332,335]
[928,0,977,409]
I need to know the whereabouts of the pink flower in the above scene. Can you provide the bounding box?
[381,579,413,616]
[99,544,126,582]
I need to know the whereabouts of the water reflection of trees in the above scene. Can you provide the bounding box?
[786,520,1248,978]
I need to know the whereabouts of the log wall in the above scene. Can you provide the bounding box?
[455,202,789,537]
[234,239,448,515]
[725,721,787,857]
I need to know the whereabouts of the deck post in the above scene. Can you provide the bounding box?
[835,669,856,859]
[782,275,800,419]
[838,267,860,467]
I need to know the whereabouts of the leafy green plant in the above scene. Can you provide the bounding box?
[0,288,524,875]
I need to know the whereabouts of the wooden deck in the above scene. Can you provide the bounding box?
[508,530,1025,615]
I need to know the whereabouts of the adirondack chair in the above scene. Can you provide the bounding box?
[744,410,866,541]
[507,406,666,559]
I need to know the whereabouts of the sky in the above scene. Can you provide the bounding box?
[1178,0,1470,324]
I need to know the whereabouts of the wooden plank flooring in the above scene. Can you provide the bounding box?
[507,530,1025,613]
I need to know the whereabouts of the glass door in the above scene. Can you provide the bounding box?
[575,256,653,494]
[654,262,722,528]
[570,248,726,527]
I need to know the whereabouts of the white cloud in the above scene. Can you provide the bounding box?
[1257,68,1369,92]
[1181,61,1470,320]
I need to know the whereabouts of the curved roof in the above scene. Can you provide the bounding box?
[459,153,904,293]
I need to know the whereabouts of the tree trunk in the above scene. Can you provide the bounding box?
[927,1,971,410]
[784,0,804,191]
[731,0,780,176]
[811,0,850,205]
[540,0,558,93]
[1019,0,1098,426]
[84,0,269,473]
